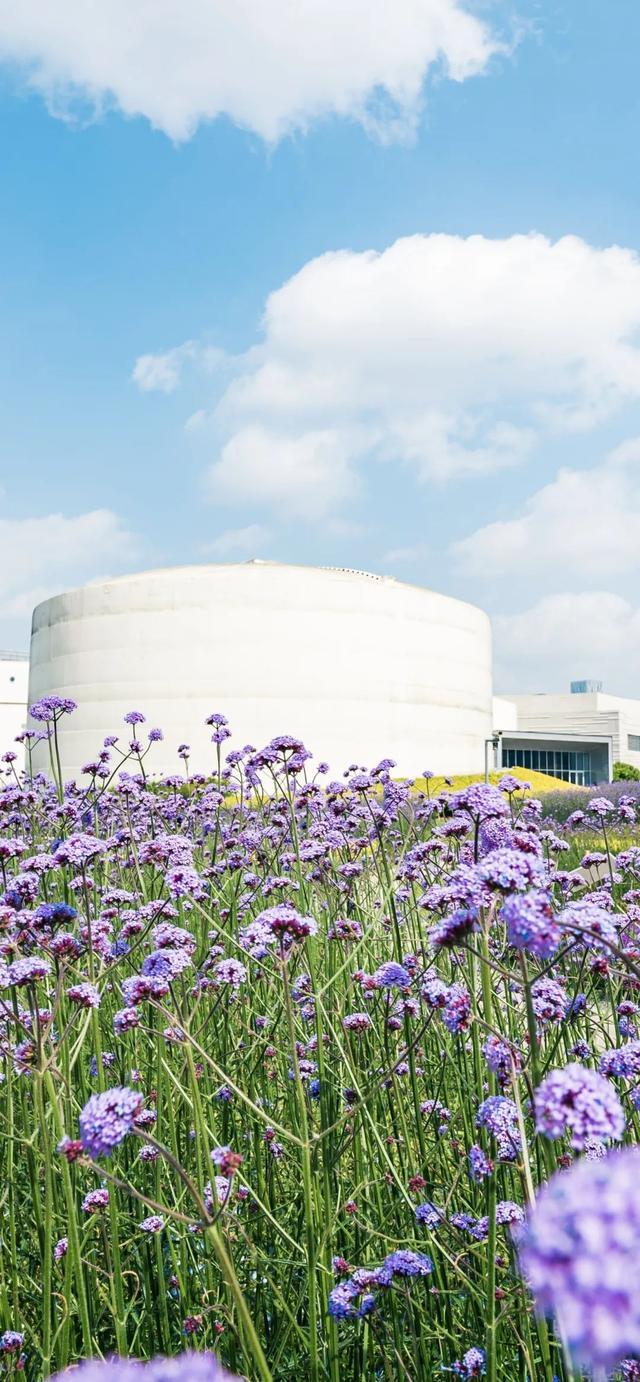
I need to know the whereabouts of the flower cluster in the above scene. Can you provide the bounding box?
[534,1064,625,1149]
[328,1250,434,1320]
[79,1088,144,1158]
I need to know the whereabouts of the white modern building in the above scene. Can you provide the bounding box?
[2,563,637,786]
[493,684,640,785]
[0,654,29,759]
[27,562,493,781]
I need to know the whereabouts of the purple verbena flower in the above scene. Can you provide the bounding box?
[531,977,569,1025]
[213,958,247,987]
[0,1332,24,1354]
[414,1202,444,1229]
[343,1012,372,1032]
[534,1064,625,1149]
[452,1346,486,1378]
[476,1096,521,1161]
[7,956,51,986]
[468,1144,493,1182]
[442,983,471,1035]
[82,1188,110,1213]
[479,848,544,893]
[30,696,77,722]
[429,907,479,949]
[502,890,560,960]
[482,1034,521,1085]
[372,961,412,990]
[258,904,319,943]
[448,784,509,823]
[79,1087,144,1157]
[54,833,108,868]
[328,1280,360,1319]
[380,1249,433,1280]
[114,1007,140,1034]
[67,982,101,1009]
[600,1041,640,1079]
[560,899,619,952]
[140,1216,165,1233]
[142,948,192,980]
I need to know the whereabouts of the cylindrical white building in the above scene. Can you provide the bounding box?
[27,562,492,780]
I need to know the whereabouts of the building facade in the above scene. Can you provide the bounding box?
[0,654,29,761]
[27,562,493,781]
[492,687,640,784]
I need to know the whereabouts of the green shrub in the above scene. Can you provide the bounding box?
[613,760,640,780]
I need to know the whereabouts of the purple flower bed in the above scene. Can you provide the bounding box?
[3,702,640,1379]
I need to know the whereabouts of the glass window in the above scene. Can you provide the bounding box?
[629,734,640,752]
[503,746,592,783]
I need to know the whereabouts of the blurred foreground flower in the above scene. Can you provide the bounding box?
[517,1147,640,1372]
[47,1353,238,1382]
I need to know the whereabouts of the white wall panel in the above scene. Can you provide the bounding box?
[0,657,29,764]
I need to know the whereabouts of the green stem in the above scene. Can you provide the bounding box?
[282,956,319,1382]
[43,1070,92,1355]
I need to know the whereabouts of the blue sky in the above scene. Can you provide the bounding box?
[1,0,640,692]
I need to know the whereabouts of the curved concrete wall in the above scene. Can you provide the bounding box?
[28,562,492,780]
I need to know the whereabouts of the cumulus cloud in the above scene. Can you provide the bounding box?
[0,509,137,635]
[494,592,640,695]
[454,438,640,580]
[203,524,272,559]
[208,425,360,520]
[0,0,502,143]
[201,233,640,518]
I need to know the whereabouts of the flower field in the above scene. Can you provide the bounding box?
[4,700,640,1380]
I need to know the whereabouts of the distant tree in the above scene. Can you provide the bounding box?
[613,760,640,781]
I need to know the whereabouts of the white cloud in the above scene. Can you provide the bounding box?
[132,342,226,393]
[454,438,640,580]
[203,524,271,559]
[208,425,360,520]
[132,343,198,394]
[0,0,502,143]
[0,509,138,634]
[203,233,640,518]
[494,592,640,695]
